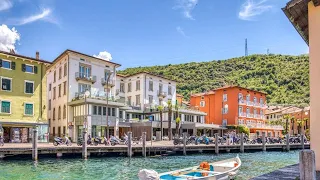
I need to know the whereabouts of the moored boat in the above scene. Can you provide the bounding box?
[138,156,241,180]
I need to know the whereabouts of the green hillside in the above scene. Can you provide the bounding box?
[118,54,309,105]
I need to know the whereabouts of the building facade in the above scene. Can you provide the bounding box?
[283,0,319,170]
[47,50,213,141]
[0,50,51,143]
[190,86,283,137]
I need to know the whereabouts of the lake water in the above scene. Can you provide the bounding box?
[0,151,299,180]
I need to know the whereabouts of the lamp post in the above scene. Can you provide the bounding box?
[82,90,90,159]
[105,71,113,140]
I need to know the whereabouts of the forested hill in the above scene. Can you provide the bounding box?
[118,54,309,105]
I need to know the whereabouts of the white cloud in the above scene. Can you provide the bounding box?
[0,24,20,52]
[93,51,113,61]
[176,26,187,37]
[174,0,198,20]
[8,8,57,25]
[239,0,272,21]
[0,0,12,11]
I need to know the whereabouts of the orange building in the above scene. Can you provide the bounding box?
[190,86,283,137]
[176,94,183,106]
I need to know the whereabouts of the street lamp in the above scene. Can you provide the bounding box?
[105,70,114,140]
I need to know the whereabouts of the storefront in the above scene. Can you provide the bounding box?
[0,123,49,143]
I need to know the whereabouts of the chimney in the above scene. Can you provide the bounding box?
[36,51,39,59]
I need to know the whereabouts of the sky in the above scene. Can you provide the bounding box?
[0,0,308,69]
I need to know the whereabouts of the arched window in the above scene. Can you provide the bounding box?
[246,107,250,117]
[246,94,250,102]
[53,108,56,120]
[253,97,257,104]
[63,105,66,119]
[238,93,243,100]
[58,106,61,120]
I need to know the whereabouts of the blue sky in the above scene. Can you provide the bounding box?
[0,0,308,69]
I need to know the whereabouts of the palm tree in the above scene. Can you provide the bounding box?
[174,101,180,136]
[167,100,173,140]
[296,117,308,134]
[158,105,164,140]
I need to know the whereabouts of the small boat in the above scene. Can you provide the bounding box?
[158,156,241,180]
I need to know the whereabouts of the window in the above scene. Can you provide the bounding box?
[63,81,67,95]
[1,101,11,113]
[148,95,153,104]
[58,106,61,120]
[246,107,250,117]
[136,80,140,91]
[149,81,153,91]
[49,83,52,91]
[246,94,250,101]
[64,63,67,77]
[222,105,228,114]
[108,108,111,116]
[49,99,51,110]
[260,98,264,105]
[128,82,132,92]
[1,77,12,91]
[53,87,56,99]
[222,120,228,127]
[112,108,115,116]
[120,83,125,93]
[79,64,91,78]
[159,83,163,92]
[127,96,131,105]
[63,126,66,136]
[98,106,102,115]
[53,108,56,120]
[54,71,56,82]
[63,105,66,119]
[93,106,97,115]
[23,64,36,73]
[58,84,61,97]
[78,83,91,93]
[136,95,140,105]
[239,106,243,114]
[223,94,227,102]
[119,110,123,119]
[253,97,257,104]
[200,101,205,107]
[24,103,34,115]
[168,86,172,95]
[59,67,62,79]
[103,107,107,116]
[58,127,61,137]
[0,60,15,70]
[53,127,55,136]
[25,81,34,94]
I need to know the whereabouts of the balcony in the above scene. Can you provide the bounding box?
[239,112,247,117]
[246,113,253,118]
[238,99,246,105]
[75,72,96,83]
[253,102,260,107]
[246,101,253,106]
[101,78,115,87]
[157,90,167,99]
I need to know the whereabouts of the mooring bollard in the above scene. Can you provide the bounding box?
[240,133,244,153]
[32,128,38,161]
[286,134,290,151]
[215,133,219,154]
[82,128,88,159]
[301,134,305,150]
[299,150,316,180]
[183,132,187,156]
[127,132,132,157]
[262,132,266,152]
[142,132,146,157]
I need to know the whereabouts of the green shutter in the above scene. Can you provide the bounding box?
[0,59,2,67]
[11,62,15,70]
[25,103,33,115]
[22,64,26,72]
[34,66,38,74]
[1,101,11,113]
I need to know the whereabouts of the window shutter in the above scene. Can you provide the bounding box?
[22,64,26,72]
[34,66,38,74]
[0,59,2,67]
[11,62,16,70]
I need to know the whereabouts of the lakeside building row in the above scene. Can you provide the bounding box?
[266,106,310,136]
[0,49,221,143]
[189,86,284,137]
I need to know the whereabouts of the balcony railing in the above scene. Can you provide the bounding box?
[157,90,167,98]
[246,101,253,106]
[247,113,254,118]
[75,72,96,83]
[238,99,246,105]
[239,112,246,117]
[253,102,260,107]
[101,78,115,87]
[244,123,283,130]
[73,89,117,102]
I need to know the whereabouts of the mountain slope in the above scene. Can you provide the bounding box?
[118,54,309,105]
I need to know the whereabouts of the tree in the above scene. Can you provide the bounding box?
[174,102,180,136]
[238,125,250,136]
[158,105,164,140]
[296,117,308,134]
[282,114,292,135]
[167,100,173,140]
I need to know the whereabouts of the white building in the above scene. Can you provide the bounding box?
[47,50,215,141]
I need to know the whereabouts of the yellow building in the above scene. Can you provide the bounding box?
[283,0,320,170]
[0,50,51,143]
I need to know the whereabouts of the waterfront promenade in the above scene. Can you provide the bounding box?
[0,141,309,159]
